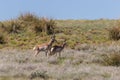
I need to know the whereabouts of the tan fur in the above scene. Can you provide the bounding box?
[33,35,57,57]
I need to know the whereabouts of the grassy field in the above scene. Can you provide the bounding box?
[0,13,120,80]
[0,43,120,80]
[0,13,120,49]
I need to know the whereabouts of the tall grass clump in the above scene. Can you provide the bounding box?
[18,13,56,35]
[2,20,21,34]
[45,19,56,35]
[17,13,41,33]
[33,18,56,35]
[109,27,120,40]
[18,13,39,22]
[0,33,5,44]
[0,22,4,32]
[102,53,120,66]
[30,71,49,80]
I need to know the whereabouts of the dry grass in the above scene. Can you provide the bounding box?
[0,43,120,80]
[0,14,119,49]
[1,13,120,80]
[108,27,120,40]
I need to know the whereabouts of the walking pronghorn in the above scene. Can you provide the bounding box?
[49,40,67,57]
[33,35,57,57]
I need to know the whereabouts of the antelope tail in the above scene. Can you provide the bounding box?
[33,46,37,51]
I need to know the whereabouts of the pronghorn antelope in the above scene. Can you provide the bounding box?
[49,40,67,57]
[33,35,57,57]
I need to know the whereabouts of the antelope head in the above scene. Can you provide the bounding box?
[51,34,57,43]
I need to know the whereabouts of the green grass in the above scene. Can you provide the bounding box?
[0,76,27,80]
[0,13,120,49]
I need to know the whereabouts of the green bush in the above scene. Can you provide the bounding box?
[109,27,120,40]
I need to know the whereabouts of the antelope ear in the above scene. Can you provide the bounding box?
[63,39,66,44]
[50,36,52,39]
[64,39,67,42]
[51,34,55,39]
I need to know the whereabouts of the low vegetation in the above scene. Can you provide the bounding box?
[0,13,120,49]
[102,53,120,66]
[0,33,5,44]
[0,13,120,80]
[108,27,120,40]
[0,44,120,80]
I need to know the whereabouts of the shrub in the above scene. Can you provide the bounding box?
[45,19,56,35]
[18,13,39,22]
[0,22,5,32]
[33,24,43,33]
[30,70,49,79]
[18,13,56,35]
[3,20,21,34]
[109,27,120,40]
[0,33,5,44]
[32,18,56,35]
[102,53,120,66]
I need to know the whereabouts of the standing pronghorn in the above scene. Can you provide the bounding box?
[49,40,67,57]
[33,35,57,57]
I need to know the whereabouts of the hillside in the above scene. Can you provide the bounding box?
[0,13,120,50]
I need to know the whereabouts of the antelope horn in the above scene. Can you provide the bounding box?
[51,34,55,39]
[53,33,55,38]
[64,39,67,42]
